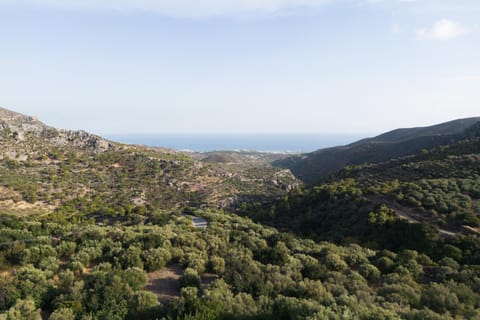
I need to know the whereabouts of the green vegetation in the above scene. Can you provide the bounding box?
[238,136,480,254]
[276,117,480,184]
[2,209,479,319]
[0,143,297,215]
[0,109,479,319]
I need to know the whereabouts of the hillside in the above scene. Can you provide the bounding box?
[276,117,480,184]
[0,107,298,217]
[0,107,116,159]
[239,130,480,248]
[1,110,480,320]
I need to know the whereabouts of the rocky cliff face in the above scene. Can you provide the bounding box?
[0,107,115,160]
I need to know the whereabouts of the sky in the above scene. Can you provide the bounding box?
[0,0,479,135]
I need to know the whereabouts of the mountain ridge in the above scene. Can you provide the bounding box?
[275,117,480,184]
[354,117,480,145]
[0,107,116,159]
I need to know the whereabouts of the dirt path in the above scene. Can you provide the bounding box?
[368,196,457,237]
[145,263,183,304]
[385,200,418,224]
[462,225,480,235]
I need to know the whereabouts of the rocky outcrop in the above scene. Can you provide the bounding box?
[53,130,114,153]
[0,107,115,158]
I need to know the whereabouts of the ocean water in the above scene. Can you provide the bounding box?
[104,133,366,153]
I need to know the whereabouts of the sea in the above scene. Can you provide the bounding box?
[104,133,367,153]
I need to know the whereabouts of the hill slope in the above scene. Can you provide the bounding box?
[0,107,298,216]
[239,129,480,249]
[276,117,480,184]
[0,107,115,159]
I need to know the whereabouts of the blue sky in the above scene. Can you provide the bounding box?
[0,0,479,134]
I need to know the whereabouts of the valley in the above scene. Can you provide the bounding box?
[0,108,479,319]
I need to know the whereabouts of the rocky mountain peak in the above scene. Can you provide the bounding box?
[0,107,45,133]
[0,107,37,121]
[0,107,115,159]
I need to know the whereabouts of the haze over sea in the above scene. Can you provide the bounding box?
[105,134,368,153]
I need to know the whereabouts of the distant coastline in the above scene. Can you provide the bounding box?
[104,133,368,153]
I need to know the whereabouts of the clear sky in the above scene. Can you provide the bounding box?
[0,0,479,134]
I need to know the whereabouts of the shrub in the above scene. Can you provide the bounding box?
[49,307,75,320]
[180,268,201,288]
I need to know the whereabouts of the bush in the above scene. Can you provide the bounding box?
[2,298,41,320]
[359,263,381,282]
[180,268,201,288]
[421,283,459,314]
[143,248,171,272]
[122,268,147,290]
[128,291,160,318]
[49,307,75,320]
[323,253,348,271]
[208,256,225,274]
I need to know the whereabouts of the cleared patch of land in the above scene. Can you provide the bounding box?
[145,263,183,304]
